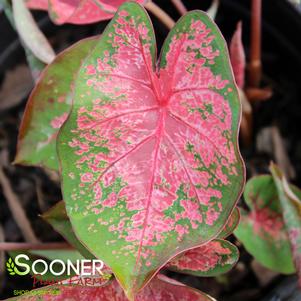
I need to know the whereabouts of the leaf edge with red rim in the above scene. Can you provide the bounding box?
[15,36,99,171]
[166,238,239,277]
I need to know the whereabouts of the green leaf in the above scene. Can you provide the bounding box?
[42,201,95,259]
[15,37,98,171]
[270,163,301,283]
[167,239,239,277]
[57,2,244,298]
[234,175,295,274]
[29,249,84,262]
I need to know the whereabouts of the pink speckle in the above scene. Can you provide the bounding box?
[206,208,220,225]
[180,200,203,226]
[175,224,189,241]
[81,172,93,183]
[119,10,129,17]
[50,112,68,129]
[86,65,96,75]
[87,79,94,86]
[57,96,65,103]
[103,193,118,208]
[103,172,115,187]
[251,207,284,238]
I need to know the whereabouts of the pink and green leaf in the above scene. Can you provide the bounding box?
[230,21,245,89]
[270,163,301,285]
[167,239,239,277]
[15,37,98,171]
[43,201,239,277]
[47,0,115,25]
[58,2,244,298]
[5,274,216,301]
[234,175,295,274]
[26,0,146,25]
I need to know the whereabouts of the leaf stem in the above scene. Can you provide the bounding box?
[1,0,45,80]
[0,242,72,251]
[170,0,187,15]
[207,0,220,20]
[145,1,175,30]
[249,0,262,87]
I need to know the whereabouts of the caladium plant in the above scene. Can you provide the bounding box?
[56,2,244,298]
[270,163,301,286]
[5,0,301,299]
[234,175,295,274]
[235,165,301,284]
[25,0,147,25]
[10,1,246,300]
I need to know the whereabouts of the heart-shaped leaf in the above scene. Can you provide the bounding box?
[167,239,238,277]
[26,0,146,25]
[4,274,216,301]
[15,37,98,171]
[270,163,301,284]
[42,201,95,259]
[234,175,295,274]
[58,2,244,298]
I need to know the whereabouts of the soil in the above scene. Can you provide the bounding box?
[1,0,301,300]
